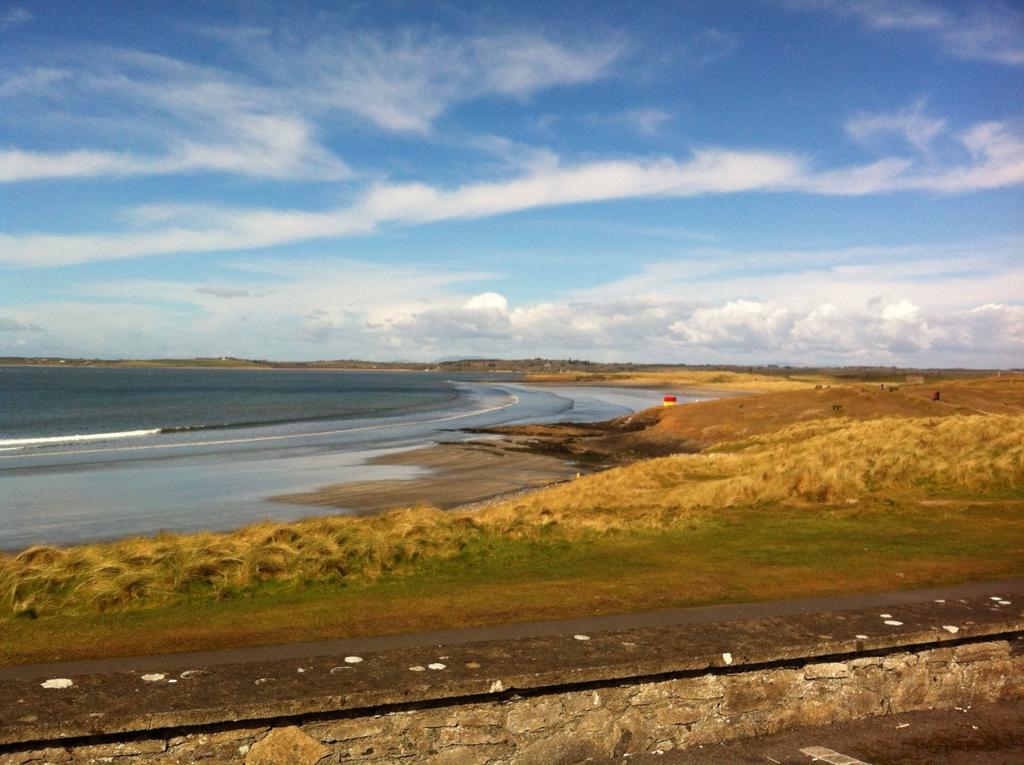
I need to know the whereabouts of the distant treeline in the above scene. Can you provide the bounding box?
[0,356,1012,378]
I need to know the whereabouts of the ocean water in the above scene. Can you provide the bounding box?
[0,366,467,446]
[0,366,696,548]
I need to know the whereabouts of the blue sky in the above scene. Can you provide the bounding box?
[1,0,1022,366]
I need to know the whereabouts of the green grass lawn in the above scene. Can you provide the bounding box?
[5,500,1022,665]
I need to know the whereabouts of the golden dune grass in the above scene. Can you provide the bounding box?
[2,413,1021,617]
[522,369,842,392]
[476,414,1024,532]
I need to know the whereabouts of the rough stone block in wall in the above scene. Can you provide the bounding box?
[2,638,1022,765]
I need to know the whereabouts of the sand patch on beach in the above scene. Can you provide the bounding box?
[271,441,581,513]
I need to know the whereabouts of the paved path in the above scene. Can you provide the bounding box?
[3,577,1021,680]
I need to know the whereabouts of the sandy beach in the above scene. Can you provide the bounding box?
[272,439,584,513]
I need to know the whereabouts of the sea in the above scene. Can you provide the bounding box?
[0,366,690,549]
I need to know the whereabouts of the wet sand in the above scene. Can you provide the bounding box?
[272,439,582,513]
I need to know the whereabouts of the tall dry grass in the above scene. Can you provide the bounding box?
[2,413,1021,617]
[523,369,842,392]
[476,414,1024,532]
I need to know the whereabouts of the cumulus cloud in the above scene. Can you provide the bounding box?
[377,293,1022,366]
[10,241,1023,365]
[463,292,509,311]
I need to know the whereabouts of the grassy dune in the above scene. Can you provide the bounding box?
[479,413,1024,528]
[521,368,841,391]
[4,411,1022,622]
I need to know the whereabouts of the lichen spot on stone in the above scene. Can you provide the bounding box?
[428,663,446,670]
[489,680,505,693]
[574,634,591,641]
[409,665,426,672]
[344,656,364,664]
[880,613,892,619]
[998,600,1011,606]
[990,596,1002,601]
[855,634,869,640]
[884,620,903,626]
[41,678,73,689]
[935,599,946,603]
[722,652,733,665]
[465,661,481,669]
[943,625,960,634]
[140,673,165,682]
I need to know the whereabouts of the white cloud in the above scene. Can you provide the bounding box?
[215,28,621,134]
[941,5,1024,66]
[0,26,619,182]
[846,99,946,155]
[0,61,351,182]
[880,299,920,322]
[5,114,1024,267]
[602,108,674,136]
[0,6,31,31]
[0,316,42,332]
[0,147,803,265]
[9,241,1022,366]
[463,292,509,311]
[800,119,1024,194]
[791,1,1024,65]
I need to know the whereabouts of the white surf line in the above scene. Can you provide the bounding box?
[0,389,521,461]
[0,429,162,449]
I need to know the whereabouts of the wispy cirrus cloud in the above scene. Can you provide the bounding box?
[219,28,622,134]
[0,48,351,182]
[0,147,803,265]
[0,6,31,31]
[846,98,946,155]
[0,28,620,182]
[0,114,349,182]
[4,112,1024,267]
[789,0,1024,65]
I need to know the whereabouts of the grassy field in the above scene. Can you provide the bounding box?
[1,375,1022,664]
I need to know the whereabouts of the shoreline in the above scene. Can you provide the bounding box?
[271,438,589,514]
[0,380,661,549]
[267,385,694,516]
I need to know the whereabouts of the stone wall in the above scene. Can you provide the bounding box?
[3,636,1021,765]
